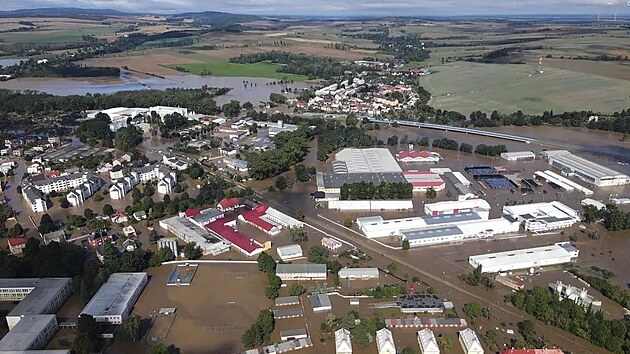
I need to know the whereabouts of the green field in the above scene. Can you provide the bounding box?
[0,27,122,44]
[421,61,630,115]
[166,57,307,81]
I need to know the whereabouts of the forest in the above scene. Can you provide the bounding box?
[340,181,413,200]
[229,51,357,79]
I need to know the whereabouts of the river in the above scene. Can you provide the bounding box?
[0,58,25,67]
[0,72,314,105]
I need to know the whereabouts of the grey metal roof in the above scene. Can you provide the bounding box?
[80,273,146,317]
[272,308,303,318]
[401,225,463,241]
[280,329,307,338]
[30,172,87,186]
[275,296,300,306]
[4,278,72,317]
[22,185,45,204]
[423,212,481,225]
[309,294,332,310]
[0,315,57,351]
[276,264,327,275]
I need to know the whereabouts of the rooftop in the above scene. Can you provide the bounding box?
[402,171,445,187]
[3,278,72,317]
[317,171,407,189]
[309,294,332,310]
[0,315,56,351]
[205,217,262,254]
[334,148,401,173]
[397,294,444,311]
[272,308,303,318]
[276,264,327,275]
[545,150,627,179]
[80,273,147,317]
[401,225,464,241]
[277,244,303,257]
[417,328,439,352]
[275,296,300,306]
[469,242,579,271]
[459,328,484,352]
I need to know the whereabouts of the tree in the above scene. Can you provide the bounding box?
[289,226,308,242]
[386,262,398,274]
[419,137,429,147]
[402,347,416,354]
[265,275,282,299]
[288,283,305,296]
[294,164,311,182]
[183,242,202,260]
[83,208,94,219]
[38,214,55,234]
[463,302,483,319]
[115,125,143,152]
[307,245,329,264]
[60,199,70,208]
[343,217,353,228]
[425,187,437,199]
[117,315,142,342]
[186,163,204,179]
[275,175,288,190]
[222,100,241,117]
[72,314,100,354]
[345,113,358,127]
[150,343,171,354]
[102,204,114,216]
[582,204,601,224]
[149,248,174,267]
[7,223,23,238]
[257,252,276,275]
[402,240,410,250]
[269,93,287,104]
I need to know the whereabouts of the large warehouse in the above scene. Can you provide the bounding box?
[0,314,59,352]
[334,148,402,173]
[424,199,490,216]
[356,211,489,239]
[543,150,629,186]
[469,242,579,273]
[80,273,148,324]
[276,264,327,281]
[502,201,580,232]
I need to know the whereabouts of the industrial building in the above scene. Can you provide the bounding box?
[543,150,629,186]
[321,237,343,251]
[458,328,484,354]
[338,268,379,280]
[549,281,601,310]
[159,214,231,256]
[0,278,72,330]
[247,120,298,138]
[581,198,606,210]
[275,296,300,307]
[276,244,303,261]
[356,211,488,239]
[417,328,440,354]
[395,150,442,163]
[0,315,58,352]
[400,217,520,248]
[500,151,536,161]
[424,199,490,216]
[502,201,580,232]
[402,171,445,192]
[397,294,444,314]
[272,308,303,319]
[275,264,327,281]
[327,199,413,211]
[335,328,353,354]
[309,294,332,312]
[468,242,579,273]
[80,273,148,324]
[205,217,264,257]
[335,148,402,173]
[86,107,149,131]
[376,328,396,354]
[500,350,563,354]
[280,329,308,341]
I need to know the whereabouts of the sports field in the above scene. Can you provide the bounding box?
[421,61,630,115]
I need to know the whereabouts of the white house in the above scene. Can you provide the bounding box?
[458,328,484,354]
[417,329,440,354]
[162,156,189,171]
[109,173,139,200]
[66,176,103,207]
[22,185,47,213]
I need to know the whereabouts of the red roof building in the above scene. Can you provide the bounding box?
[217,198,240,212]
[205,218,263,257]
[184,208,202,218]
[402,171,446,192]
[395,151,442,163]
[8,237,27,254]
[237,203,280,236]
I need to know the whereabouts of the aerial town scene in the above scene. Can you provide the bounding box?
[0,1,628,354]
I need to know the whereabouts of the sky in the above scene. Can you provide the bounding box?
[3,0,630,16]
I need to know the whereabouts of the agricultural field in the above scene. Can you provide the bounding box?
[164,56,308,81]
[421,61,630,115]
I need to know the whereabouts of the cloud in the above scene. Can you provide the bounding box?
[3,0,630,15]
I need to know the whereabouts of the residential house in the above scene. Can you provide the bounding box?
[162,156,189,171]
[8,237,27,254]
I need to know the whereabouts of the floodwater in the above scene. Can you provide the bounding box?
[0,58,25,67]
[0,73,314,105]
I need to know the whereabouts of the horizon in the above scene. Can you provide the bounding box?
[2,1,630,17]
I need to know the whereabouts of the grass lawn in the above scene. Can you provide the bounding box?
[166,58,307,81]
[0,27,123,44]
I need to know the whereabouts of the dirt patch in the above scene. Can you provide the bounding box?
[80,54,202,76]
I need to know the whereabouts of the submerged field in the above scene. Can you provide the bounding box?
[421,61,630,115]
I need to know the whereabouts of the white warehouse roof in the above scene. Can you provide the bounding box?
[417,328,440,354]
[500,151,535,160]
[458,328,484,353]
[424,199,490,215]
[376,328,396,354]
[338,268,380,279]
[334,328,353,354]
[276,244,303,261]
[80,273,147,318]
[334,148,402,173]
[469,242,579,273]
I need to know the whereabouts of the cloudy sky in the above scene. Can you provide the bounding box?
[4,0,630,16]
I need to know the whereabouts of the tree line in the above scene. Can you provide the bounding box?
[317,125,377,161]
[340,181,413,200]
[247,126,314,180]
[583,204,630,231]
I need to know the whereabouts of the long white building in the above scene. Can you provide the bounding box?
[356,211,489,239]
[66,175,103,207]
[22,185,47,213]
[424,199,490,216]
[109,173,139,200]
[458,328,484,354]
[338,268,379,280]
[335,328,352,354]
[80,273,148,324]
[502,201,580,232]
[544,150,629,186]
[468,242,579,273]
[0,315,59,352]
[276,264,327,281]
[376,328,396,354]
